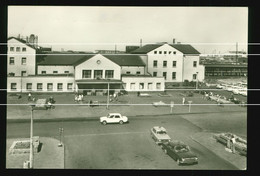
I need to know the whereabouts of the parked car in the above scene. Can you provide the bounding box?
[161,141,198,165]
[214,132,247,156]
[150,126,171,145]
[100,113,128,125]
[152,101,167,107]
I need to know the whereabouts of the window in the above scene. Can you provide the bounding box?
[153,72,157,77]
[41,71,46,74]
[153,60,158,68]
[169,51,172,54]
[173,51,176,54]
[10,47,14,51]
[136,71,140,75]
[159,51,162,54]
[130,83,135,90]
[16,47,20,52]
[115,115,120,118]
[9,57,14,65]
[53,71,58,74]
[163,72,167,79]
[139,83,144,89]
[57,83,63,91]
[37,83,43,90]
[47,83,53,91]
[156,83,161,89]
[163,61,167,67]
[11,83,17,90]
[21,71,26,76]
[9,72,15,76]
[67,83,73,90]
[126,71,131,74]
[64,71,69,74]
[193,74,197,80]
[26,83,32,90]
[154,51,157,54]
[105,70,114,78]
[22,47,26,52]
[172,72,176,80]
[148,83,153,90]
[193,61,197,67]
[21,57,26,65]
[94,70,103,79]
[82,70,91,78]
[172,61,177,67]
[164,51,167,54]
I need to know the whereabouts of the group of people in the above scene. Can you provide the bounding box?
[75,94,84,102]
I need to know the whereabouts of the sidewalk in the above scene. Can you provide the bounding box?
[6,137,64,169]
[7,91,246,121]
[191,132,246,170]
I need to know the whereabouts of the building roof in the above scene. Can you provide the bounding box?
[8,37,36,50]
[103,55,146,66]
[131,43,200,55]
[204,64,248,68]
[37,54,94,65]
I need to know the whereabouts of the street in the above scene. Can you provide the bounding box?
[7,113,245,169]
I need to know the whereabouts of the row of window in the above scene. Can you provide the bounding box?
[125,71,141,75]
[154,50,177,55]
[10,83,73,91]
[129,82,161,90]
[9,57,27,65]
[153,60,197,68]
[9,47,27,52]
[41,71,70,74]
[82,70,114,79]
[153,72,176,80]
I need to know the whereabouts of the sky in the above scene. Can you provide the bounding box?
[8,6,248,54]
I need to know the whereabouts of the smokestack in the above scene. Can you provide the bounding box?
[173,38,175,44]
[26,36,29,43]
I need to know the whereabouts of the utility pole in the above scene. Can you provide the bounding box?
[107,81,110,109]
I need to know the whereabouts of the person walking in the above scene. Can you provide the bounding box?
[182,97,186,105]
[28,92,32,101]
[231,136,236,154]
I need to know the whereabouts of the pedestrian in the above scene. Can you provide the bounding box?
[75,95,78,102]
[28,92,32,101]
[47,101,52,110]
[182,97,185,105]
[231,135,236,153]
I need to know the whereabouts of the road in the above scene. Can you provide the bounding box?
[7,114,239,169]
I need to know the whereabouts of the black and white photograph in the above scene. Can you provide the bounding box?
[5,6,247,170]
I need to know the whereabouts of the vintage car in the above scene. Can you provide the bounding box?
[214,132,247,156]
[150,126,171,145]
[161,141,198,165]
[152,101,167,107]
[100,113,128,125]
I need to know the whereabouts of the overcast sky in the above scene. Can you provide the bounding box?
[8,6,248,54]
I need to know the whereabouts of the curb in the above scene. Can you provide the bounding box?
[7,110,246,123]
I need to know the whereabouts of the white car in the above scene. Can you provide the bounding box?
[150,126,171,145]
[100,113,128,125]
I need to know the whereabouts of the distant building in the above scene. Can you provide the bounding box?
[204,64,247,77]
[125,46,140,53]
[95,50,125,54]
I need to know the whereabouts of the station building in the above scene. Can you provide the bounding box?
[7,36,205,93]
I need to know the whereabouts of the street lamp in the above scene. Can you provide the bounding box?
[107,79,110,109]
[196,72,199,90]
[28,103,35,169]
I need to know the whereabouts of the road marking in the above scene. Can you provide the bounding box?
[65,131,148,137]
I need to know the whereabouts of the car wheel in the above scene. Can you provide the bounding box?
[102,121,107,125]
[119,120,123,125]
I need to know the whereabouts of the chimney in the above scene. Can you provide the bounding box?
[173,38,176,44]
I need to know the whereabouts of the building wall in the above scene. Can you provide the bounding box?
[121,66,145,75]
[122,76,165,91]
[147,44,184,82]
[75,54,121,80]
[183,55,205,82]
[7,38,36,76]
[37,65,74,74]
[7,76,75,92]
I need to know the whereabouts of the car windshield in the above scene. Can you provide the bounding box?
[175,145,190,153]
[157,130,167,134]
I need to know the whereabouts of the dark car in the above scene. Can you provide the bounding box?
[161,141,198,165]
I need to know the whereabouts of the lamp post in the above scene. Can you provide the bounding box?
[107,79,110,109]
[29,104,35,169]
[196,72,199,90]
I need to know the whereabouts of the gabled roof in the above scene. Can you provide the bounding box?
[73,54,146,67]
[131,43,200,55]
[37,54,94,66]
[8,37,36,50]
